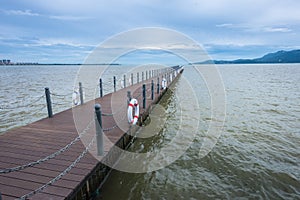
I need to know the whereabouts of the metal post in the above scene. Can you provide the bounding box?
[142,84,146,109]
[157,77,160,94]
[79,82,84,105]
[99,78,103,97]
[123,74,126,88]
[166,73,168,86]
[127,91,131,105]
[113,76,116,92]
[142,72,144,81]
[149,70,151,78]
[151,80,154,100]
[95,104,104,156]
[137,72,139,83]
[146,71,148,80]
[45,87,53,118]
[131,73,133,85]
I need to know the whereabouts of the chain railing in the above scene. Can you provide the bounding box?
[0,119,94,174]
[0,65,184,199]
[0,66,182,131]
[18,135,96,200]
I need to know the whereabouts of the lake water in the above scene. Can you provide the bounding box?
[0,64,299,199]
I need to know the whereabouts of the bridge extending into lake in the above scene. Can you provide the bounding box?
[0,65,183,200]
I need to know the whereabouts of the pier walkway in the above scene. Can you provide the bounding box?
[0,66,183,200]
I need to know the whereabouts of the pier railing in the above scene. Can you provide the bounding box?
[42,65,183,117]
[0,65,184,199]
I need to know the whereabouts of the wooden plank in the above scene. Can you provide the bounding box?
[0,155,95,172]
[0,176,70,198]
[21,167,86,182]
[0,142,98,165]
[28,192,64,200]
[0,183,32,198]
[0,140,86,154]
[2,171,78,189]
[1,128,78,141]
[0,194,16,200]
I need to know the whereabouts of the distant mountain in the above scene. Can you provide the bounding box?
[199,49,300,64]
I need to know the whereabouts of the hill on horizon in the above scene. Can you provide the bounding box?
[199,49,300,64]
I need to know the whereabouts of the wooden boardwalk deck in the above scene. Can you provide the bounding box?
[0,67,183,200]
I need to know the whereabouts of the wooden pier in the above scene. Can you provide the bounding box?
[0,66,183,200]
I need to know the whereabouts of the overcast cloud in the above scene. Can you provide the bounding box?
[0,0,299,63]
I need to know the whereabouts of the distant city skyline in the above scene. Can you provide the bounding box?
[0,0,299,64]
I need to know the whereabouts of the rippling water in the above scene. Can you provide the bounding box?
[99,64,300,199]
[0,65,78,133]
[0,65,129,133]
[0,64,299,199]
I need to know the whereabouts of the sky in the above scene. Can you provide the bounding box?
[0,0,299,64]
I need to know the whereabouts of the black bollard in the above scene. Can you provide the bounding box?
[95,104,104,156]
[45,87,53,118]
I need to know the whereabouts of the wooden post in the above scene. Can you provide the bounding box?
[45,87,53,118]
[79,82,84,105]
[95,104,104,156]
[99,78,103,97]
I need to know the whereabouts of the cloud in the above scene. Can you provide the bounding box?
[1,8,90,21]
[254,1,300,24]
[215,23,234,28]
[0,35,94,50]
[49,15,93,21]
[0,36,94,63]
[35,38,95,48]
[203,43,280,60]
[1,0,300,63]
[2,9,88,21]
[263,27,292,33]
[3,9,40,16]
[215,22,293,34]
